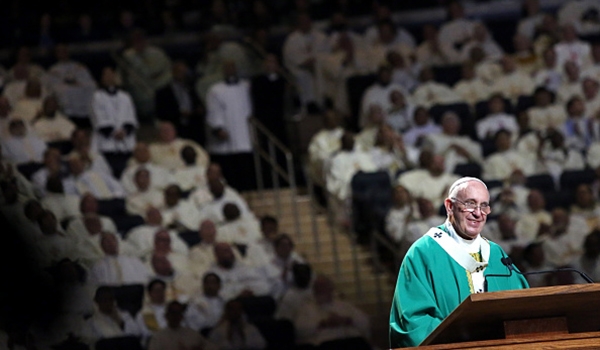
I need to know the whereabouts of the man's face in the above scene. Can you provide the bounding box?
[199,220,217,243]
[445,181,490,239]
[203,275,221,297]
[134,169,151,192]
[149,283,166,304]
[214,243,235,268]
[100,233,119,255]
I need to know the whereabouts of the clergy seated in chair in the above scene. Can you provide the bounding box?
[89,232,152,287]
[1,119,46,178]
[268,234,306,297]
[217,202,261,246]
[120,142,173,195]
[207,242,279,301]
[275,263,314,323]
[125,208,188,258]
[148,301,218,350]
[197,178,255,225]
[187,272,226,333]
[65,154,125,200]
[135,279,198,334]
[188,218,245,272]
[125,167,165,217]
[149,253,200,302]
[293,275,371,348]
[31,95,76,144]
[82,286,148,346]
[30,147,68,197]
[171,145,207,193]
[422,111,483,174]
[149,121,209,172]
[68,128,113,176]
[161,184,203,232]
[41,174,80,225]
[36,209,77,268]
[208,298,267,350]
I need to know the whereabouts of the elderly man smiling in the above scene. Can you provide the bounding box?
[389,177,529,347]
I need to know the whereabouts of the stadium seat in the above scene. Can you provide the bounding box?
[239,295,277,322]
[253,318,295,350]
[525,174,555,192]
[559,169,596,191]
[453,162,482,178]
[111,284,144,317]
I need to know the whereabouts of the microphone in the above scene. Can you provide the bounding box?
[483,257,513,292]
[501,257,595,284]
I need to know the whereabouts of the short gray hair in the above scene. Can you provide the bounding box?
[447,177,487,199]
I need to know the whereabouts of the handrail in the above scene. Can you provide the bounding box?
[247,117,301,240]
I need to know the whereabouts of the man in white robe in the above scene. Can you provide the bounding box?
[307,109,344,186]
[554,24,593,72]
[30,95,76,143]
[207,243,277,301]
[411,67,461,108]
[491,56,536,101]
[438,1,479,63]
[423,111,482,173]
[47,44,96,123]
[121,142,173,194]
[359,65,410,128]
[282,12,330,106]
[125,207,188,258]
[205,61,254,191]
[198,179,254,225]
[160,184,203,232]
[92,66,138,178]
[149,121,209,171]
[294,275,370,347]
[1,119,46,165]
[125,167,164,216]
[89,232,152,286]
[83,286,147,345]
[65,155,125,199]
[398,153,459,209]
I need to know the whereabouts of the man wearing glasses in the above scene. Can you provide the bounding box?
[389,177,529,348]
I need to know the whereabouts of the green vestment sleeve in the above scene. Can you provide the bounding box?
[389,235,529,348]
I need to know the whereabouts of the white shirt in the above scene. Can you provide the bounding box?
[83,309,145,344]
[360,83,410,127]
[31,112,76,142]
[217,216,262,245]
[197,187,253,224]
[207,261,275,301]
[92,88,138,153]
[1,133,46,165]
[411,81,461,108]
[48,60,97,117]
[326,150,377,201]
[41,192,80,223]
[67,170,125,199]
[125,225,189,258]
[125,189,164,216]
[120,162,173,195]
[171,164,206,192]
[476,113,520,141]
[149,138,209,171]
[89,255,152,286]
[398,170,459,208]
[205,79,253,154]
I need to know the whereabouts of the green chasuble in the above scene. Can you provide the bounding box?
[389,226,529,348]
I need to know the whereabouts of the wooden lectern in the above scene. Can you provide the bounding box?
[398,284,600,349]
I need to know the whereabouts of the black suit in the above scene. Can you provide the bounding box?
[155,83,204,144]
[251,73,288,147]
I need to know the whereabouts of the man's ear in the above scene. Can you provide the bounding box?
[443,198,453,216]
